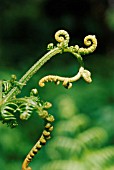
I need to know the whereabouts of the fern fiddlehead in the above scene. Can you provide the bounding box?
[0,30,97,170]
[39,30,97,88]
[22,101,54,170]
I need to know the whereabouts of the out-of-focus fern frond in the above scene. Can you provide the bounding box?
[85,146,114,169]
[77,127,108,149]
[104,166,114,170]
[46,127,108,160]
[46,136,82,159]
[40,160,87,170]
[39,95,114,170]
[54,114,90,137]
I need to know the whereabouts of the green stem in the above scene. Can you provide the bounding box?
[2,47,62,103]
[0,80,2,102]
[64,48,84,67]
[19,48,61,84]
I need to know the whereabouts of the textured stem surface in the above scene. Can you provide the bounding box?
[2,48,61,103]
[22,114,54,170]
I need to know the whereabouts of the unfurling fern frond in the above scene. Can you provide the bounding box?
[0,102,19,127]
[0,97,35,128]
[22,104,54,170]
[0,30,97,170]
[78,35,97,55]
[39,30,97,89]
[0,83,54,169]
[39,67,92,89]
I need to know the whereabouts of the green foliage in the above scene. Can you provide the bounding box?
[0,30,98,170]
[39,96,114,170]
[0,1,114,169]
[0,30,97,127]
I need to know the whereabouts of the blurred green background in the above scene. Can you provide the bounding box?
[0,0,114,169]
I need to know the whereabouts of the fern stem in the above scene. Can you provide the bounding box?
[2,30,97,103]
[0,80,2,102]
[2,48,62,103]
[19,48,61,84]
[64,48,84,67]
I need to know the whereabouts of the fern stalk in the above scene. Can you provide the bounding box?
[2,48,61,103]
[0,30,97,170]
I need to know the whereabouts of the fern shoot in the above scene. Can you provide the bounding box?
[0,30,97,170]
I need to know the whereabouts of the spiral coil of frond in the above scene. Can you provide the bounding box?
[0,78,55,170]
[78,35,97,55]
[55,30,70,48]
[39,30,97,89]
[22,101,54,170]
[0,30,97,170]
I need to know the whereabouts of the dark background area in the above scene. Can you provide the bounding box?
[0,0,114,68]
[0,0,114,170]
